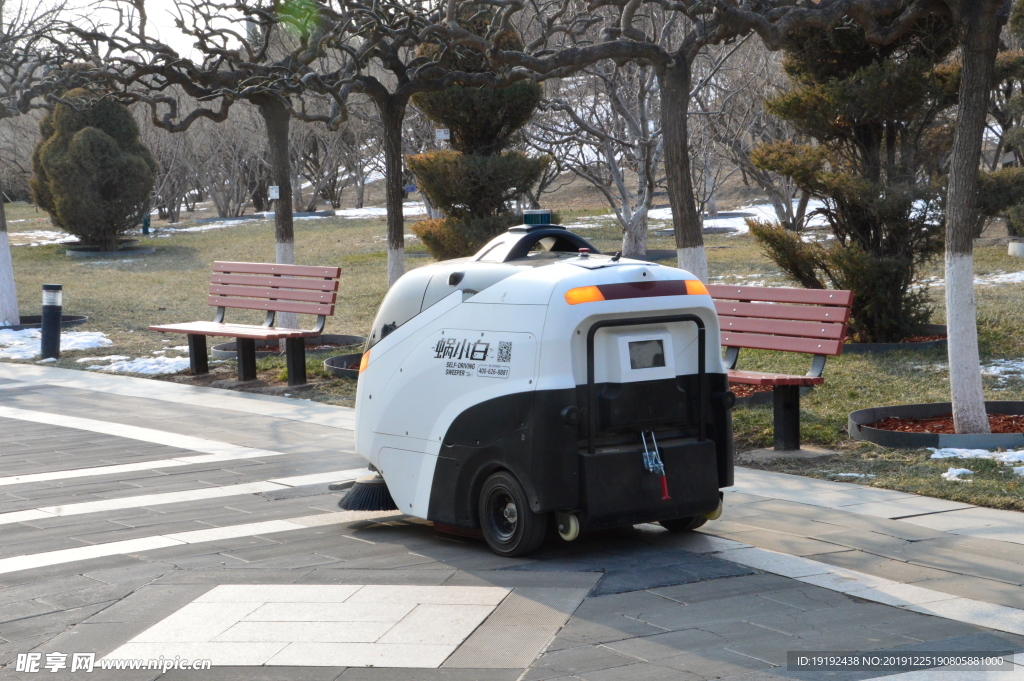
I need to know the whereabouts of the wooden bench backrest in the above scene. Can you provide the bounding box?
[208,261,341,317]
[707,285,854,357]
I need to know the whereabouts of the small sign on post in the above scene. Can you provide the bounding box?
[268,185,280,200]
[435,128,450,141]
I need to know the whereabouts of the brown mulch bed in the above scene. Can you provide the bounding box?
[900,334,947,343]
[730,384,775,398]
[868,413,1024,434]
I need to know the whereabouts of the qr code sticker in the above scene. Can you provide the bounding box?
[497,341,512,363]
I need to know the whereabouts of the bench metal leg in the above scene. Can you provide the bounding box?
[236,338,257,382]
[187,335,208,376]
[773,384,801,451]
[285,337,307,386]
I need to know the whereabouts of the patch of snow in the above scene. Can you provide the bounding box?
[0,329,112,360]
[941,467,973,481]
[981,359,1024,385]
[646,200,830,236]
[916,271,1024,289]
[158,219,265,235]
[830,472,876,479]
[708,273,784,285]
[978,271,1024,286]
[1015,466,1024,477]
[929,447,1024,463]
[8,230,79,247]
[334,202,427,219]
[35,358,57,363]
[169,346,190,352]
[76,355,130,363]
[90,356,192,375]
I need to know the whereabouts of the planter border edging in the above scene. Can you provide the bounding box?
[843,324,947,355]
[0,315,88,331]
[848,401,1024,449]
[323,353,363,380]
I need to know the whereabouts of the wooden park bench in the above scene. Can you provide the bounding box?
[707,285,854,451]
[150,261,341,387]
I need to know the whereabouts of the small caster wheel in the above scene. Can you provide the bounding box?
[659,515,707,532]
[479,471,547,557]
[556,512,579,541]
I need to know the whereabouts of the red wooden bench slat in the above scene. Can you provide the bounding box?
[720,331,843,356]
[707,285,853,307]
[714,301,851,324]
[213,261,341,278]
[149,322,320,339]
[726,370,825,386]
[211,273,339,292]
[719,316,847,341]
[207,296,334,316]
[209,284,338,304]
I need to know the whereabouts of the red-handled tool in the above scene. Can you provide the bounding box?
[642,431,671,500]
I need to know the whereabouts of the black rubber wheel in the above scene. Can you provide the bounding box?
[479,471,547,557]
[660,515,708,532]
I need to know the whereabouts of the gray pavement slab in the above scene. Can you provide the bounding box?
[4,378,1024,679]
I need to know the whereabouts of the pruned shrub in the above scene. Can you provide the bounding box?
[31,89,157,251]
[749,221,933,343]
[407,151,550,220]
[414,84,541,156]
[407,6,547,260]
[976,167,1024,238]
[414,214,520,261]
[750,18,955,342]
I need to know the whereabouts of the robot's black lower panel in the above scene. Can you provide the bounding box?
[426,373,733,530]
[578,438,719,531]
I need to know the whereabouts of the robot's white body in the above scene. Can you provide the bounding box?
[354,224,733,540]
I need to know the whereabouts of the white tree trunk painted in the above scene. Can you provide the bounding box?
[388,246,405,287]
[945,253,989,433]
[0,232,18,327]
[677,246,708,283]
[622,218,648,257]
[275,240,299,332]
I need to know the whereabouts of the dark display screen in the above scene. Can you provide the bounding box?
[628,340,665,369]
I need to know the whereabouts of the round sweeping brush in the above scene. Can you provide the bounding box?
[338,473,398,511]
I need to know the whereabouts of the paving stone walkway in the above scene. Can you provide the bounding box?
[0,364,1023,680]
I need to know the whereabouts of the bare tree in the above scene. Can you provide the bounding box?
[73,0,346,326]
[0,0,67,326]
[690,39,808,230]
[530,62,664,256]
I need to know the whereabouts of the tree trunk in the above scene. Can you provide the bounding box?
[659,61,707,281]
[0,183,18,327]
[257,99,299,331]
[944,2,1005,434]
[704,157,718,219]
[382,100,407,287]
[621,215,648,257]
[355,173,365,209]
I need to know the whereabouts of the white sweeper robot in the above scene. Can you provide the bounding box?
[346,211,735,556]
